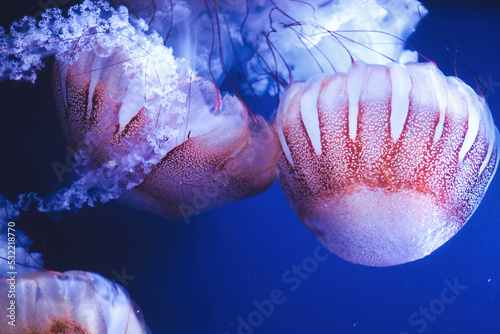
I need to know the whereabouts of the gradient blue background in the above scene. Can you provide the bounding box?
[0,0,499,333]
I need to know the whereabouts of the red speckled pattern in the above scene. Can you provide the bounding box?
[275,62,499,266]
[53,49,280,219]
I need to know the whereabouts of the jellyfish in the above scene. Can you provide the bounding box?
[0,270,151,333]
[0,196,150,333]
[227,0,498,266]
[275,62,499,266]
[0,0,280,219]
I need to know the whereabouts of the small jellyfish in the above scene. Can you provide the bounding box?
[0,196,150,333]
[0,270,151,333]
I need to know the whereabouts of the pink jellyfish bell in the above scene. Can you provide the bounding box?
[52,43,279,219]
[275,61,499,266]
[0,270,151,334]
[0,0,279,218]
[50,2,280,219]
[0,197,150,333]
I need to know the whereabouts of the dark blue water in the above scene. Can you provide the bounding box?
[0,1,499,333]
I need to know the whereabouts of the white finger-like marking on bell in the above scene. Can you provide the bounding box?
[388,62,411,141]
[347,62,367,141]
[300,74,328,155]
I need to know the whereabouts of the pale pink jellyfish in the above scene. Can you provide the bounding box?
[51,28,279,219]
[0,270,151,333]
[0,197,150,333]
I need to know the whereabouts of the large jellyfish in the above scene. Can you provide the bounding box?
[260,5,498,265]
[275,62,499,266]
[240,0,498,266]
[0,197,150,333]
[1,0,280,219]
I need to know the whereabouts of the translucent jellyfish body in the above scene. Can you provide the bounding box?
[108,0,427,95]
[0,0,279,218]
[0,197,150,333]
[275,61,499,266]
[0,270,150,333]
[52,38,279,219]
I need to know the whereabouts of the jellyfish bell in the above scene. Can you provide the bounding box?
[0,0,280,218]
[0,270,151,333]
[0,197,150,333]
[275,61,499,267]
[0,271,149,333]
[52,35,279,219]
